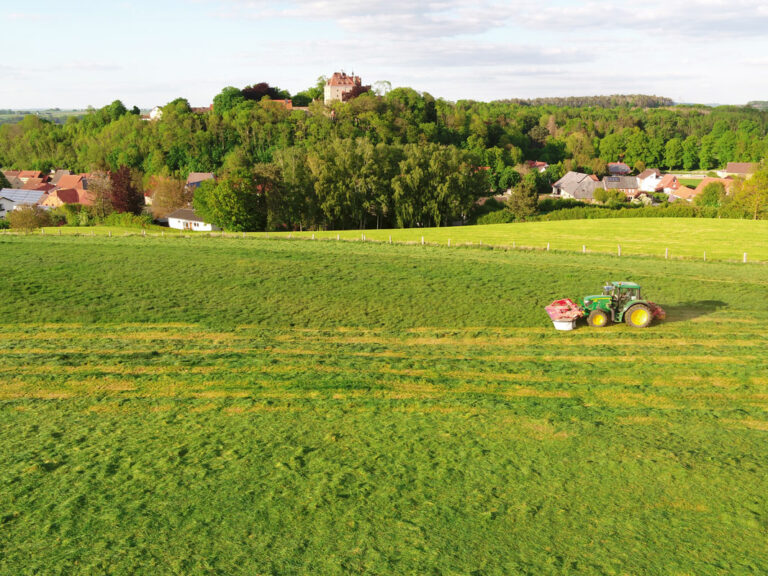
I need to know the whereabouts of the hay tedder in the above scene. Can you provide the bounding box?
[546,281,665,330]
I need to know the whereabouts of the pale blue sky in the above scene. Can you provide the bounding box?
[2,0,767,109]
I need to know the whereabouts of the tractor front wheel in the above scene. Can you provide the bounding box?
[587,309,610,328]
[625,304,652,328]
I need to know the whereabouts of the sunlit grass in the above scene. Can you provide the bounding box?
[1,235,767,574]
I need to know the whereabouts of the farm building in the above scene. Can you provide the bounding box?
[603,176,640,197]
[552,171,602,201]
[167,208,219,232]
[0,189,48,217]
[717,162,758,178]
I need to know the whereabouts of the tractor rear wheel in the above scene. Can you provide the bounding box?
[587,309,610,327]
[625,304,652,328]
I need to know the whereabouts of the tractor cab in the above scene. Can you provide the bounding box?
[604,282,641,310]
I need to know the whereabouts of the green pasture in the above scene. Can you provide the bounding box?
[255,218,768,262]
[1,236,767,574]
[678,178,704,188]
[31,217,768,263]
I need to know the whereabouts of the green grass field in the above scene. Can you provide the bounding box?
[678,178,704,188]
[34,217,768,262]
[1,234,767,574]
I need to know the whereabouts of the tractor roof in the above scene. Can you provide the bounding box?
[611,281,641,289]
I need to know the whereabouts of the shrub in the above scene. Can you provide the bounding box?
[477,209,515,225]
[103,212,153,228]
[0,218,9,230]
[8,205,51,232]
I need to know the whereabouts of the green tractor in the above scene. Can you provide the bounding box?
[578,281,665,328]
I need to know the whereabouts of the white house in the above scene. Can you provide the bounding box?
[167,208,218,232]
[637,169,662,192]
[0,189,47,218]
[324,72,362,103]
[149,106,163,121]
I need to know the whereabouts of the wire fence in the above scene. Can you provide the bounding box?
[0,227,763,265]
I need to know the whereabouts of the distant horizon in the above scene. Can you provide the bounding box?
[2,94,763,113]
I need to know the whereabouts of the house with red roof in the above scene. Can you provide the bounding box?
[655,174,680,194]
[17,170,46,183]
[324,72,362,103]
[668,186,698,202]
[55,174,87,190]
[694,177,734,196]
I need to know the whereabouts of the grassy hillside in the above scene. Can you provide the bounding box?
[35,217,768,262]
[1,236,767,574]
[258,218,768,262]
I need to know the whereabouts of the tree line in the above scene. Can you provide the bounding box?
[1,82,768,229]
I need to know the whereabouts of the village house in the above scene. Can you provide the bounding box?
[603,176,640,197]
[717,162,758,179]
[185,172,215,191]
[167,208,218,232]
[668,186,698,202]
[324,72,362,103]
[49,169,72,186]
[41,188,93,208]
[526,161,549,173]
[17,170,46,184]
[607,162,631,176]
[0,189,48,218]
[656,174,680,194]
[637,169,662,192]
[694,177,734,196]
[552,171,603,202]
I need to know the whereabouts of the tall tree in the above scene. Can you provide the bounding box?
[88,172,113,219]
[109,166,143,214]
[149,176,191,219]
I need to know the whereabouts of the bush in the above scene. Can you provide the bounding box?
[0,218,9,229]
[537,197,587,213]
[103,212,153,228]
[477,209,515,225]
[8,205,51,232]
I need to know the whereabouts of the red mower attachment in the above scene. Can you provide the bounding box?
[545,299,584,330]
[647,302,666,321]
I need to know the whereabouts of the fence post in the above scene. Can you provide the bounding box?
[582,245,586,254]
[546,242,550,251]
[744,252,747,263]
[142,229,146,237]
[41,228,45,235]
[448,239,451,247]
[389,235,392,244]
[312,233,315,240]
[618,245,621,257]
[109,230,112,238]
[513,241,515,249]
[421,236,424,245]
[703,251,706,261]
[665,247,668,259]
[59,228,62,236]
[337,233,340,241]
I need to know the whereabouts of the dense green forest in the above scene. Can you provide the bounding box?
[2,84,767,229]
